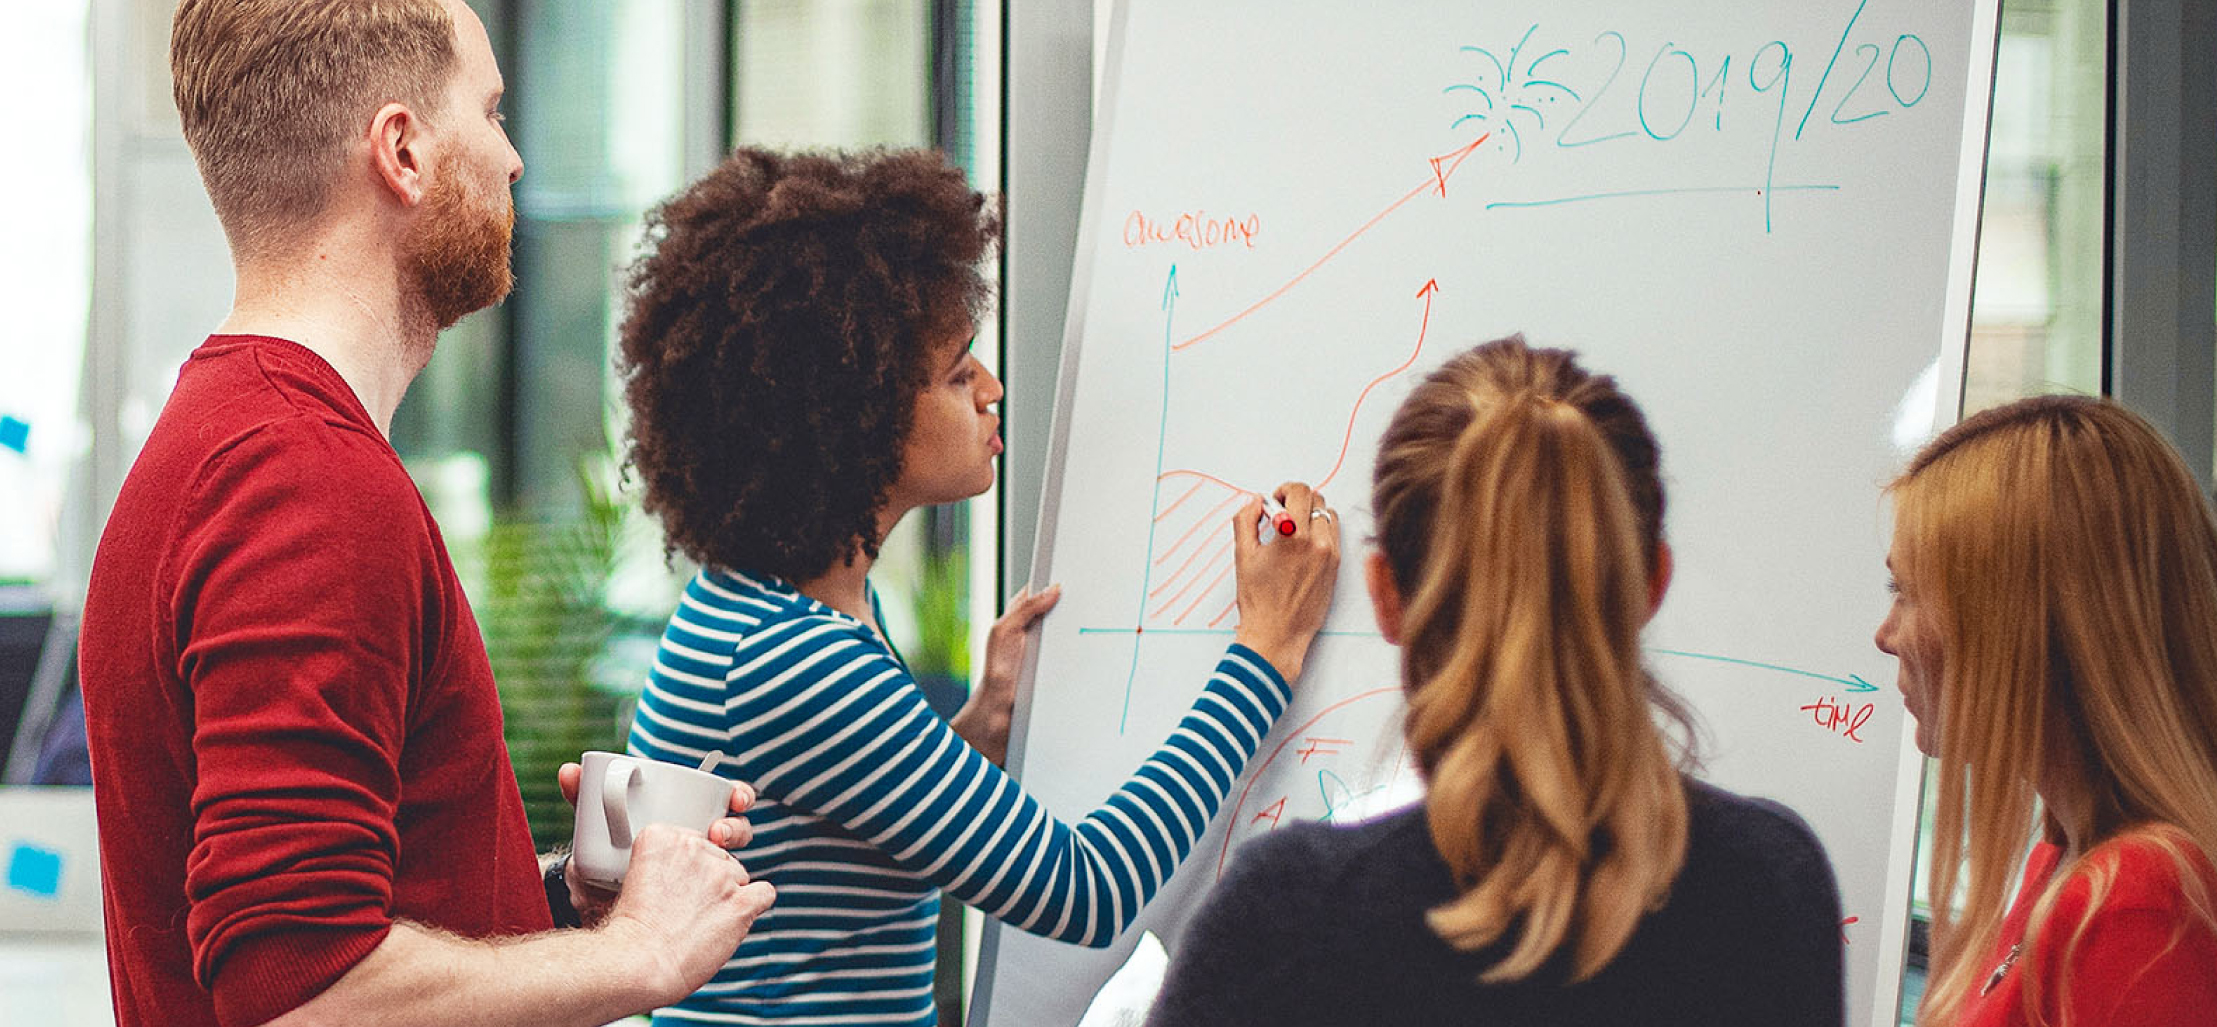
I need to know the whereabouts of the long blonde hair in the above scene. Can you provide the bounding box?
[1893,395,2217,1026]
[1371,336,1692,982]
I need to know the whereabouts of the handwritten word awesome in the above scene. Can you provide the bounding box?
[1124,209,1261,251]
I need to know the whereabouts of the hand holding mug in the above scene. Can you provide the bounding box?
[566,751,752,888]
[560,757,757,847]
[560,752,778,1002]
[557,756,759,921]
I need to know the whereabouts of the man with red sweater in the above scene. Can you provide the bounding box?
[77,3,776,1026]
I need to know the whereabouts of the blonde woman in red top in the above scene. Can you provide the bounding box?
[1877,395,2217,1027]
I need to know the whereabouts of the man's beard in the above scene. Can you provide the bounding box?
[405,151,516,331]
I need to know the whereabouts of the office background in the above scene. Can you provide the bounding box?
[1,1,2209,1025]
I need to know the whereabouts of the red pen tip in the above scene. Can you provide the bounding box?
[1276,517,1296,537]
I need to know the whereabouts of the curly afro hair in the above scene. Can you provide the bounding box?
[617,147,1000,582]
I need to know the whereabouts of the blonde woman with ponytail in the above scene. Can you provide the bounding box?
[1878,395,2217,1027]
[1147,337,1844,1027]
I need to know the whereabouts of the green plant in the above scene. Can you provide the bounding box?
[478,473,630,850]
[911,540,970,680]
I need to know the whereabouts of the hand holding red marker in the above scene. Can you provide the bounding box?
[1257,494,1298,541]
[1229,481,1341,682]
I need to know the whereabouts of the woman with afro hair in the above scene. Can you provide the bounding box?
[616,146,1341,1026]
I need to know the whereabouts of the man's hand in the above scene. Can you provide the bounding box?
[267,821,776,1027]
[556,761,760,921]
[950,584,1062,765]
[599,824,778,1003]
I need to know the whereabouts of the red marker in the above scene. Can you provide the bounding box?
[1258,494,1297,540]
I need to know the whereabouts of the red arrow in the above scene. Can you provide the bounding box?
[1429,137,1488,197]
[1314,278,1440,490]
[1172,135,1488,353]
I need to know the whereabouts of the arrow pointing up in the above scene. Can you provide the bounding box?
[1162,264,1180,311]
[1312,277,1442,491]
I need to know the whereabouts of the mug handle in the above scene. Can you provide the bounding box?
[602,760,640,847]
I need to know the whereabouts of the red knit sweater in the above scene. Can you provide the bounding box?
[1958,830,2217,1027]
[79,335,551,1027]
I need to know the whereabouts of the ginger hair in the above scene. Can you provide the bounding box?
[170,0,456,257]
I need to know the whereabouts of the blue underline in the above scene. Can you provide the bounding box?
[1078,627,1384,639]
[1485,183,1841,210]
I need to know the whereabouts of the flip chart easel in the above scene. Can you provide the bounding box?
[978,2,1996,1024]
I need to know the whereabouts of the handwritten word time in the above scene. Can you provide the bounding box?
[1799,695,1875,743]
[1124,209,1261,252]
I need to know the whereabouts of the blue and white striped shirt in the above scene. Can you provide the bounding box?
[627,568,1292,1026]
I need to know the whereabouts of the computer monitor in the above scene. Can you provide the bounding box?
[0,588,74,785]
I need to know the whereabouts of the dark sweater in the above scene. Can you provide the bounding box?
[1145,779,1844,1027]
[79,336,550,1027]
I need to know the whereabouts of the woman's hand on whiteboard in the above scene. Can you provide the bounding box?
[1231,482,1341,683]
[953,583,1064,765]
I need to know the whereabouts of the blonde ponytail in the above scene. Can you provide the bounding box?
[1373,337,1691,983]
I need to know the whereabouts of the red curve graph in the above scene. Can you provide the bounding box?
[1141,280,1441,627]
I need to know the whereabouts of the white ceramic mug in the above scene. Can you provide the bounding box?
[571,750,735,888]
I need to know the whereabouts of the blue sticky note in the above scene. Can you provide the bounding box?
[5,842,64,898]
[0,415,26,455]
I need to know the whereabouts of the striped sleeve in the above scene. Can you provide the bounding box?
[729,618,1290,948]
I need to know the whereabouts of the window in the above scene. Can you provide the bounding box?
[1963,0,2106,412]
[0,2,94,591]
[0,0,93,796]
[391,0,708,848]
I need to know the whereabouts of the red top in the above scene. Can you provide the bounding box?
[1957,830,2217,1027]
[79,336,550,1027]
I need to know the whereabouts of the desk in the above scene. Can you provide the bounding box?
[0,937,111,1027]
[2,787,107,1024]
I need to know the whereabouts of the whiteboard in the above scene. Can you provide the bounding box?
[978,2,1994,1025]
